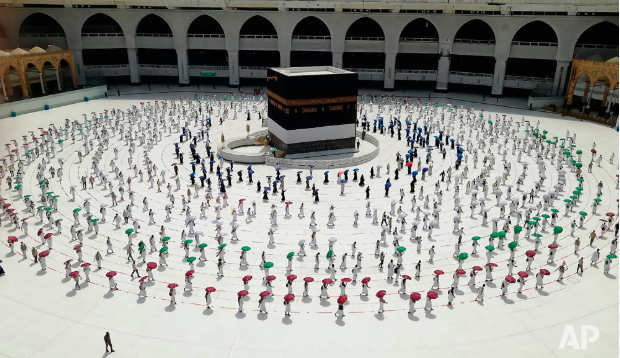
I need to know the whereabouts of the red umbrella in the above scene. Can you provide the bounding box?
[337,295,347,304]
[7,236,18,243]
[106,271,117,278]
[456,269,466,275]
[80,263,91,267]
[242,275,253,282]
[171,163,178,166]
[540,269,550,275]
[39,251,50,257]
[238,290,249,297]
[473,266,483,271]
[402,275,412,280]
[525,250,536,257]
[260,291,271,298]
[37,228,43,236]
[239,198,246,202]
[287,274,298,281]
[606,212,615,217]
[427,291,438,299]
[338,171,344,175]
[488,263,498,267]
[591,149,597,154]
[285,293,295,301]
[139,276,148,282]
[64,259,72,265]
[410,292,422,301]
[505,276,516,283]
[2,204,10,209]
[69,271,80,277]
[206,287,216,293]
[434,270,444,275]
[303,277,314,283]
[10,212,17,217]
[73,245,82,250]
[168,283,179,289]
[285,201,293,205]
[185,270,195,277]
[44,233,53,239]
[147,262,157,269]
[322,278,333,284]
[548,244,558,249]
[376,290,386,298]
[341,278,351,283]
[266,275,276,282]
[518,271,529,278]
[361,277,371,284]
[406,162,413,167]
[6,208,14,213]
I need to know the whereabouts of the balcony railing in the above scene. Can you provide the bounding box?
[21,33,65,37]
[454,39,495,45]
[189,65,229,70]
[240,66,270,70]
[396,69,437,74]
[139,64,178,69]
[575,43,619,49]
[345,36,385,41]
[188,34,225,38]
[292,35,331,40]
[399,38,439,43]
[137,33,173,37]
[81,33,124,37]
[505,75,554,83]
[344,68,384,73]
[511,41,557,47]
[239,34,277,39]
[85,65,129,69]
[450,71,493,78]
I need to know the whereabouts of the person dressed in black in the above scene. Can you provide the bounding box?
[263,189,269,200]
[359,175,365,187]
[366,186,370,200]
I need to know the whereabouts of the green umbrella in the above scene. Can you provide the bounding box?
[576,163,583,169]
[577,178,584,182]
[532,217,540,221]
[139,243,145,251]
[508,241,518,250]
[46,191,53,195]
[218,244,227,250]
[37,205,45,210]
[551,208,559,213]
[52,195,60,199]
[241,246,251,252]
[576,150,582,154]
[573,191,581,195]
[14,181,21,185]
[527,221,537,226]
[513,226,523,233]
[490,232,499,239]
[91,218,99,223]
[487,120,492,124]
[594,198,602,202]
[39,180,46,185]
[553,226,563,234]
[570,195,578,200]
[485,245,495,251]
[159,246,168,253]
[579,211,587,216]
[263,262,273,269]
[397,246,406,253]
[198,243,208,249]
[541,214,550,219]
[73,208,81,213]
[184,239,193,245]
[24,195,32,198]
[498,231,506,238]
[286,252,295,259]
[45,207,54,211]
[472,236,482,241]
[326,250,333,258]
[458,253,468,261]
[564,199,572,203]
[162,237,171,242]
[533,233,543,238]
[576,186,583,191]
[187,256,196,263]
[125,228,134,235]
[607,254,617,259]
[14,185,22,190]
[39,185,46,189]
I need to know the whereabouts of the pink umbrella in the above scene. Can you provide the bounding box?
[361,277,371,284]
[303,277,314,283]
[287,274,298,281]
[205,287,216,293]
[548,244,558,249]
[7,236,18,243]
[285,293,295,301]
[185,270,195,277]
[168,283,179,289]
[540,269,550,275]
[410,292,422,301]
[147,262,157,269]
[322,278,333,284]
[337,295,347,304]
[402,275,412,280]
[488,263,498,267]
[80,263,91,267]
[242,275,253,282]
[505,276,516,283]
[238,290,249,297]
[69,271,80,277]
[341,278,351,283]
[473,266,483,271]
[266,275,276,282]
[44,233,53,239]
[39,251,50,257]
[427,291,438,299]
[139,276,148,282]
[434,270,444,275]
[456,269,466,275]
[526,250,536,257]
[106,271,117,278]
[376,290,386,298]
[518,271,529,278]
[260,291,271,298]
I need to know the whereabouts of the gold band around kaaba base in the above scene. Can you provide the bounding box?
[267,90,357,107]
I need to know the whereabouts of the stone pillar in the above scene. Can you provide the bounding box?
[41,71,48,93]
[176,47,190,85]
[383,52,396,90]
[0,78,7,101]
[72,49,87,86]
[56,70,62,91]
[551,60,570,96]
[39,72,46,94]
[127,48,141,84]
[279,50,290,68]
[228,50,240,87]
[332,52,343,69]
[582,84,590,104]
[491,57,507,97]
[436,39,451,91]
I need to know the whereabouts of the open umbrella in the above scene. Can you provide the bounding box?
[159,247,168,253]
[540,269,550,275]
[241,246,251,252]
[505,276,516,283]
[162,237,171,242]
[238,290,249,297]
[525,250,536,257]
[186,270,195,277]
[69,271,80,278]
[7,236,18,243]
[427,291,438,299]
[125,228,134,235]
[106,271,117,278]
[184,239,194,245]
[472,236,481,241]
[458,253,469,261]
[337,295,347,304]
[187,257,196,263]
[397,246,406,253]
[260,291,271,298]
[606,254,617,259]
[410,292,422,301]
[264,262,273,269]
[198,243,208,249]
[287,274,298,281]
[287,252,295,259]
[304,277,314,283]
[167,283,179,289]
[285,293,295,301]
[322,278,333,285]
[434,270,444,275]
[456,269,466,275]
[376,290,387,298]
[473,266,483,271]
[206,287,216,293]
[485,245,495,251]
[147,262,157,269]
[242,275,253,282]
[218,244,227,250]
[518,271,529,278]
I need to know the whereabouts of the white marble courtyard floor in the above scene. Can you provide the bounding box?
[0,86,618,358]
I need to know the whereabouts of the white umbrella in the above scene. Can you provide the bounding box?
[100,204,108,207]
[499,201,507,206]
[214,220,223,226]
[165,204,173,208]
[298,239,306,245]
[194,231,203,236]
[231,223,239,229]
[492,217,500,222]
[311,227,320,232]
[189,216,197,220]
[453,215,461,222]
[328,237,337,243]
[394,234,402,240]
[411,220,421,225]
[70,185,77,189]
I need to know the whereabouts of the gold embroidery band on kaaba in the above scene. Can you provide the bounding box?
[268,90,356,107]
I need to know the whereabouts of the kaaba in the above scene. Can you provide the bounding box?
[267,66,358,156]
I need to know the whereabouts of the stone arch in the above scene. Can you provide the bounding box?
[239,15,278,37]
[454,19,495,42]
[292,16,332,38]
[345,17,385,39]
[187,14,225,36]
[398,18,439,41]
[19,12,66,36]
[136,14,173,35]
[81,13,124,35]
[512,20,558,44]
